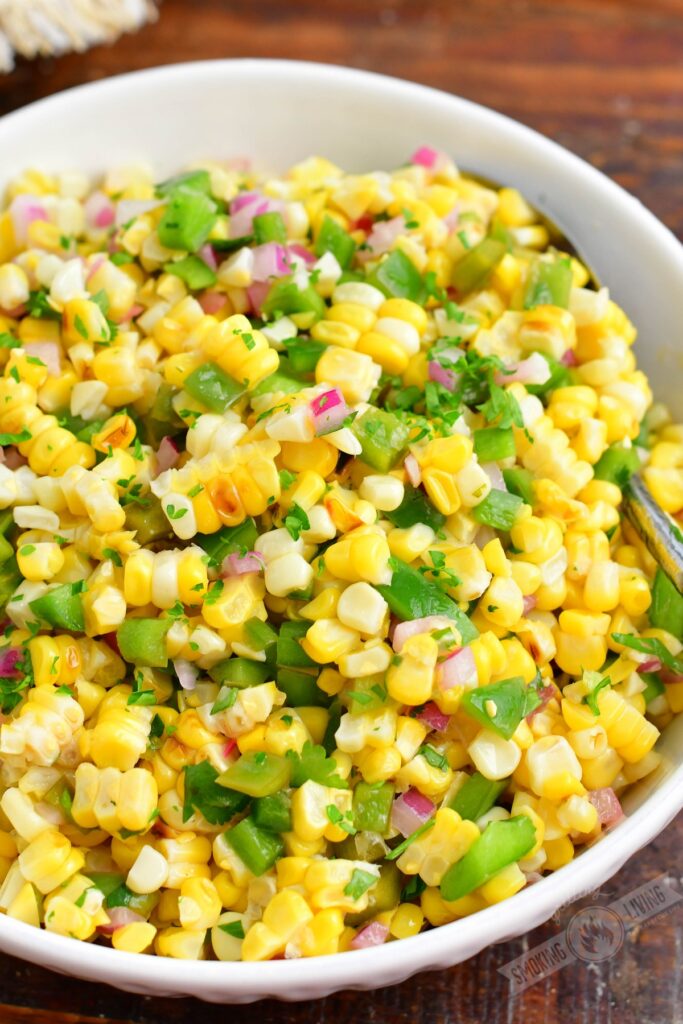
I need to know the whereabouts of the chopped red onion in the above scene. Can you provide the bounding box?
[115,303,145,324]
[361,216,406,258]
[442,207,460,231]
[393,615,453,654]
[639,657,662,673]
[221,551,265,576]
[0,647,22,677]
[480,462,506,492]
[526,685,556,721]
[288,243,316,265]
[428,360,458,391]
[10,195,48,244]
[350,921,390,949]
[198,243,218,272]
[438,646,477,690]
[404,453,422,488]
[495,353,551,387]
[522,595,537,615]
[523,871,544,885]
[561,349,579,367]
[588,788,624,826]
[251,243,291,282]
[311,388,349,436]
[84,191,115,229]
[231,190,262,214]
[411,146,439,169]
[3,449,26,469]
[223,739,238,757]
[99,907,145,935]
[173,658,198,691]
[23,341,61,376]
[474,526,497,550]
[661,669,683,684]
[416,702,450,732]
[229,194,285,239]
[199,291,228,315]
[35,801,66,826]
[247,281,271,315]
[115,198,164,227]
[155,436,179,474]
[391,789,435,837]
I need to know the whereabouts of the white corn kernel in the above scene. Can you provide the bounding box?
[337,582,388,635]
[359,474,405,512]
[127,845,170,894]
[265,552,314,597]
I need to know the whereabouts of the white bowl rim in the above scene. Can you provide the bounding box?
[0,57,682,1000]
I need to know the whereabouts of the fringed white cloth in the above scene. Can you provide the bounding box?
[0,0,157,70]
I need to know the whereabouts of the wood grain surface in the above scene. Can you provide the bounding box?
[1,1,683,1021]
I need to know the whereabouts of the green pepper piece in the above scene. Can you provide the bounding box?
[156,169,212,198]
[314,215,357,269]
[351,409,410,473]
[184,362,245,413]
[243,617,278,663]
[473,426,515,463]
[440,816,537,901]
[226,817,284,876]
[353,781,394,834]
[472,489,524,531]
[87,871,125,899]
[0,556,21,612]
[523,257,573,310]
[157,190,217,252]
[277,621,316,669]
[641,671,665,706]
[525,354,571,400]
[261,276,326,325]
[165,254,217,290]
[124,497,173,546]
[250,358,306,398]
[594,443,640,489]
[276,668,329,707]
[384,486,446,531]
[116,618,171,668]
[253,211,287,244]
[0,510,14,536]
[104,882,159,917]
[452,237,506,295]
[367,249,424,302]
[377,557,478,643]
[502,467,535,507]
[218,751,290,798]
[345,863,402,927]
[461,676,540,739]
[0,534,13,565]
[335,832,387,863]
[30,583,84,632]
[450,772,509,821]
[209,657,270,688]
[252,791,292,833]
[283,337,326,374]
[322,699,343,755]
[650,567,683,640]
[196,518,258,568]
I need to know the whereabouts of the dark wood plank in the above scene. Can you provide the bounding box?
[1,1,683,1020]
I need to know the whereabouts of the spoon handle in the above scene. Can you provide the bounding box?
[623,475,683,592]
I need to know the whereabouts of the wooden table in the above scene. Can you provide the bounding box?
[1,1,683,1020]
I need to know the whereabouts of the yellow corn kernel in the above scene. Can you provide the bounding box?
[422,467,461,516]
[387,633,438,705]
[112,921,157,953]
[554,631,607,675]
[479,862,527,904]
[543,835,574,870]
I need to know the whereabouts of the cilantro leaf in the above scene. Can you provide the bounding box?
[284,503,310,541]
[344,868,379,900]
[286,741,348,789]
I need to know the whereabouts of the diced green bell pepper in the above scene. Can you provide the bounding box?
[594,443,640,489]
[261,276,326,325]
[440,816,537,901]
[523,256,573,310]
[276,668,329,707]
[157,190,218,252]
[156,169,212,198]
[252,791,292,833]
[0,556,21,612]
[650,567,683,640]
[353,781,394,834]
[253,211,287,244]
[641,672,665,706]
[450,772,509,821]
[502,467,535,507]
[196,518,258,568]
[226,817,284,876]
[250,358,306,398]
[209,657,270,688]
[124,497,173,545]
[165,254,217,290]
[89,873,159,917]
[346,863,402,926]
[116,618,171,668]
[367,249,424,302]
[314,215,356,269]
[473,426,515,463]
[218,751,290,798]
[30,583,84,632]
[452,237,506,295]
[277,621,315,669]
[472,489,524,531]
[0,510,14,536]
[184,361,246,413]
[0,534,13,565]
[351,409,410,473]
[461,676,540,739]
[243,617,278,663]
[283,337,326,374]
[377,558,478,643]
[384,485,446,531]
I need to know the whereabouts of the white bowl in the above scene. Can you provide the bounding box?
[1,59,682,1003]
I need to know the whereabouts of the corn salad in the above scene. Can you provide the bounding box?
[0,147,679,961]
